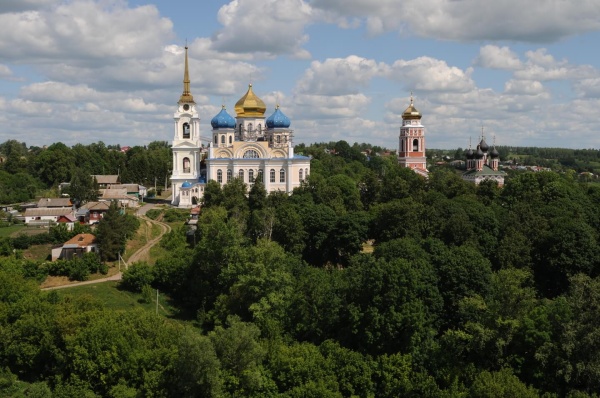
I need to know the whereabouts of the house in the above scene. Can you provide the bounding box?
[104,184,147,199]
[36,197,73,208]
[80,201,111,224]
[100,189,139,208]
[56,213,77,230]
[51,233,98,261]
[92,175,119,189]
[23,208,75,226]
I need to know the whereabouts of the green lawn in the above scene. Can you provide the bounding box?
[54,281,178,318]
[0,224,25,238]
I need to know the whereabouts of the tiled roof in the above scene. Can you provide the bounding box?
[37,198,72,208]
[24,208,74,217]
[63,233,96,247]
[92,175,119,184]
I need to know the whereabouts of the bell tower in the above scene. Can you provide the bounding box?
[171,46,201,205]
[398,94,428,177]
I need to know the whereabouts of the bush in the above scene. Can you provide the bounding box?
[163,209,189,222]
[146,209,163,220]
[121,262,154,292]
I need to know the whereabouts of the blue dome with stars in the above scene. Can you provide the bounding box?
[181,181,192,188]
[211,106,236,129]
[266,106,291,128]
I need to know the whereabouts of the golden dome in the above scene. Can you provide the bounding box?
[402,95,421,120]
[235,84,266,117]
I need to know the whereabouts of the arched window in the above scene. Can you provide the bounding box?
[413,139,419,152]
[279,168,285,183]
[299,169,303,181]
[243,150,260,159]
[183,123,190,139]
[401,140,405,152]
[270,169,276,183]
[227,169,232,182]
[257,124,262,132]
[217,169,223,183]
[277,135,281,143]
[248,123,253,132]
[239,169,244,181]
[257,169,263,182]
[229,135,233,144]
[214,135,218,144]
[183,157,190,173]
[221,135,225,144]
[249,169,254,182]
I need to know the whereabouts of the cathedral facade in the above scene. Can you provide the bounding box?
[170,48,311,207]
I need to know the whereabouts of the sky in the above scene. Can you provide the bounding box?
[2,0,600,150]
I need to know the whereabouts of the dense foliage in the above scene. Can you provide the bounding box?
[0,139,171,204]
[3,140,600,396]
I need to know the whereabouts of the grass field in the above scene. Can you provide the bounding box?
[0,224,25,238]
[54,281,178,317]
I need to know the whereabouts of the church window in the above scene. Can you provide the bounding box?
[227,169,232,182]
[249,169,254,182]
[258,124,262,133]
[183,123,190,139]
[248,123,253,132]
[277,135,281,143]
[401,140,405,152]
[214,135,218,144]
[413,139,419,152]
[217,169,223,183]
[299,169,303,181]
[229,135,232,144]
[239,169,244,181]
[221,135,225,144]
[183,157,191,173]
[243,149,260,159]
[257,169,263,182]
[280,169,285,183]
[305,168,308,178]
[270,169,275,183]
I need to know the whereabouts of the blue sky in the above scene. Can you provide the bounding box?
[2,0,600,149]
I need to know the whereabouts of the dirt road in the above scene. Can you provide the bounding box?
[42,207,172,291]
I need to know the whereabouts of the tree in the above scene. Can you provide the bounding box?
[65,169,99,206]
[95,201,139,261]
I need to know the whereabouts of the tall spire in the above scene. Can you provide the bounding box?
[179,46,195,104]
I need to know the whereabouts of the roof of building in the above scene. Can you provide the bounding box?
[63,233,97,248]
[462,164,506,177]
[37,198,72,208]
[106,184,141,192]
[211,105,236,129]
[235,84,266,118]
[92,175,119,184]
[402,96,422,120]
[82,201,111,211]
[266,105,291,128]
[24,208,74,217]
[58,214,77,222]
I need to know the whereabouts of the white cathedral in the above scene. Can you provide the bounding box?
[170,47,311,207]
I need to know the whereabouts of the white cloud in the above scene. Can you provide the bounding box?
[475,45,522,70]
[212,0,312,58]
[504,79,546,96]
[295,56,386,95]
[389,57,475,93]
[310,0,600,42]
[0,1,173,62]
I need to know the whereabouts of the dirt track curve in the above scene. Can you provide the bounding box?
[42,212,172,291]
